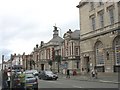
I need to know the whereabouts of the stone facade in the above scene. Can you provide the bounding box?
[31,27,80,74]
[77,1,120,73]
[32,26,64,72]
[62,29,80,74]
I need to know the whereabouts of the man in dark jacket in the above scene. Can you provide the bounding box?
[66,69,70,78]
[2,69,8,89]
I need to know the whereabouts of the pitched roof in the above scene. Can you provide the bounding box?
[71,30,80,40]
[48,36,64,43]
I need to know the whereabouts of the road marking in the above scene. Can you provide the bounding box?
[72,85,82,88]
[46,81,63,84]
[99,80,114,83]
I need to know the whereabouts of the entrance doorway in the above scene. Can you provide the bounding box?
[84,57,90,73]
[41,64,44,71]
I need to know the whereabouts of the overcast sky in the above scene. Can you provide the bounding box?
[0,0,80,62]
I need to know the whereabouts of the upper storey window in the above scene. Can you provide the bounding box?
[107,6,114,25]
[90,15,96,30]
[98,0,103,6]
[98,11,104,28]
[90,2,94,10]
[109,9,114,24]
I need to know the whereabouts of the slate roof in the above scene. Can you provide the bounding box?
[48,36,64,43]
[71,30,80,40]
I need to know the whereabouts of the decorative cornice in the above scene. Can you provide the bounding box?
[80,26,120,41]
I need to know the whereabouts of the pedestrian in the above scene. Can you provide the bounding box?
[95,69,98,79]
[7,69,11,89]
[2,69,8,90]
[66,69,70,78]
[11,70,17,89]
[91,69,95,78]
[18,69,25,89]
[73,69,77,76]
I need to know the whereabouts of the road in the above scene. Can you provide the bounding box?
[0,71,119,89]
[38,78,118,88]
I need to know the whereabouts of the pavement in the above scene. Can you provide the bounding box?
[58,72,120,84]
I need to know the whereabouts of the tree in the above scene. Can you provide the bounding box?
[30,59,35,69]
[48,60,52,66]
[48,60,52,71]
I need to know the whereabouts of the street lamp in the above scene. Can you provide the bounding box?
[2,55,4,89]
[18,55,20,65]
[10,54,13,90]
[53,26,62,73]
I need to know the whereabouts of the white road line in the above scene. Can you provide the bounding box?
[46,81,63,84]
[99,80,113,83]
[72,85,82,88]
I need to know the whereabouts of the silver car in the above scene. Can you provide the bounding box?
[25,73,38,90]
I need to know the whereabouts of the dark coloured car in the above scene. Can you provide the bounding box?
[38,70,58,80]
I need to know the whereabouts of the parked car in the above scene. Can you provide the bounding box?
[11,71,38,90]
[25,70,39,76]
[38,70,58,80]
[25,73,38,90]
[11,71,21,88]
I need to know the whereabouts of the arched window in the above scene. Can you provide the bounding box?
[95,41,104,65]
[114,36,120,65]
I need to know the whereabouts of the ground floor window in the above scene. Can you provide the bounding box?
[95,66,105,72]
[95,41,104,65]
[114,36,120,65]
[113,35,120,72]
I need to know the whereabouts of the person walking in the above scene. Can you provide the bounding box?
[18,69,25,89]
[66,69,70,78]
[95,69,98,79]
[2,69,8,90]
[91,69,95,78]
[7,69,11,89]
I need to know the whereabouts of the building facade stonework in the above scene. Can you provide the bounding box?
[77,0,120,73]
[31,27,80,74]
[62,29,80,74]
[32,26,64,72]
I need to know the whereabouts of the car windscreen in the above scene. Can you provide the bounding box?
[26,74,34,78]
[45,71,53,74]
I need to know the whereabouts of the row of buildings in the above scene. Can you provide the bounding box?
[4,0,120,74]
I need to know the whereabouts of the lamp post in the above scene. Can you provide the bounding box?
[2,55,4,89]
[53,26,62,73]
[18,54,20,65]
[10,54,13,90]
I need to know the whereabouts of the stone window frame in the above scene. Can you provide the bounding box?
[75,46,79,56]
[95,41,105,65]
[90,2,95,11]
[107,5,115,25]
[98,10,104,28]
[114,36,120,65]
[98,0,104,7]
[90,15,96,30]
